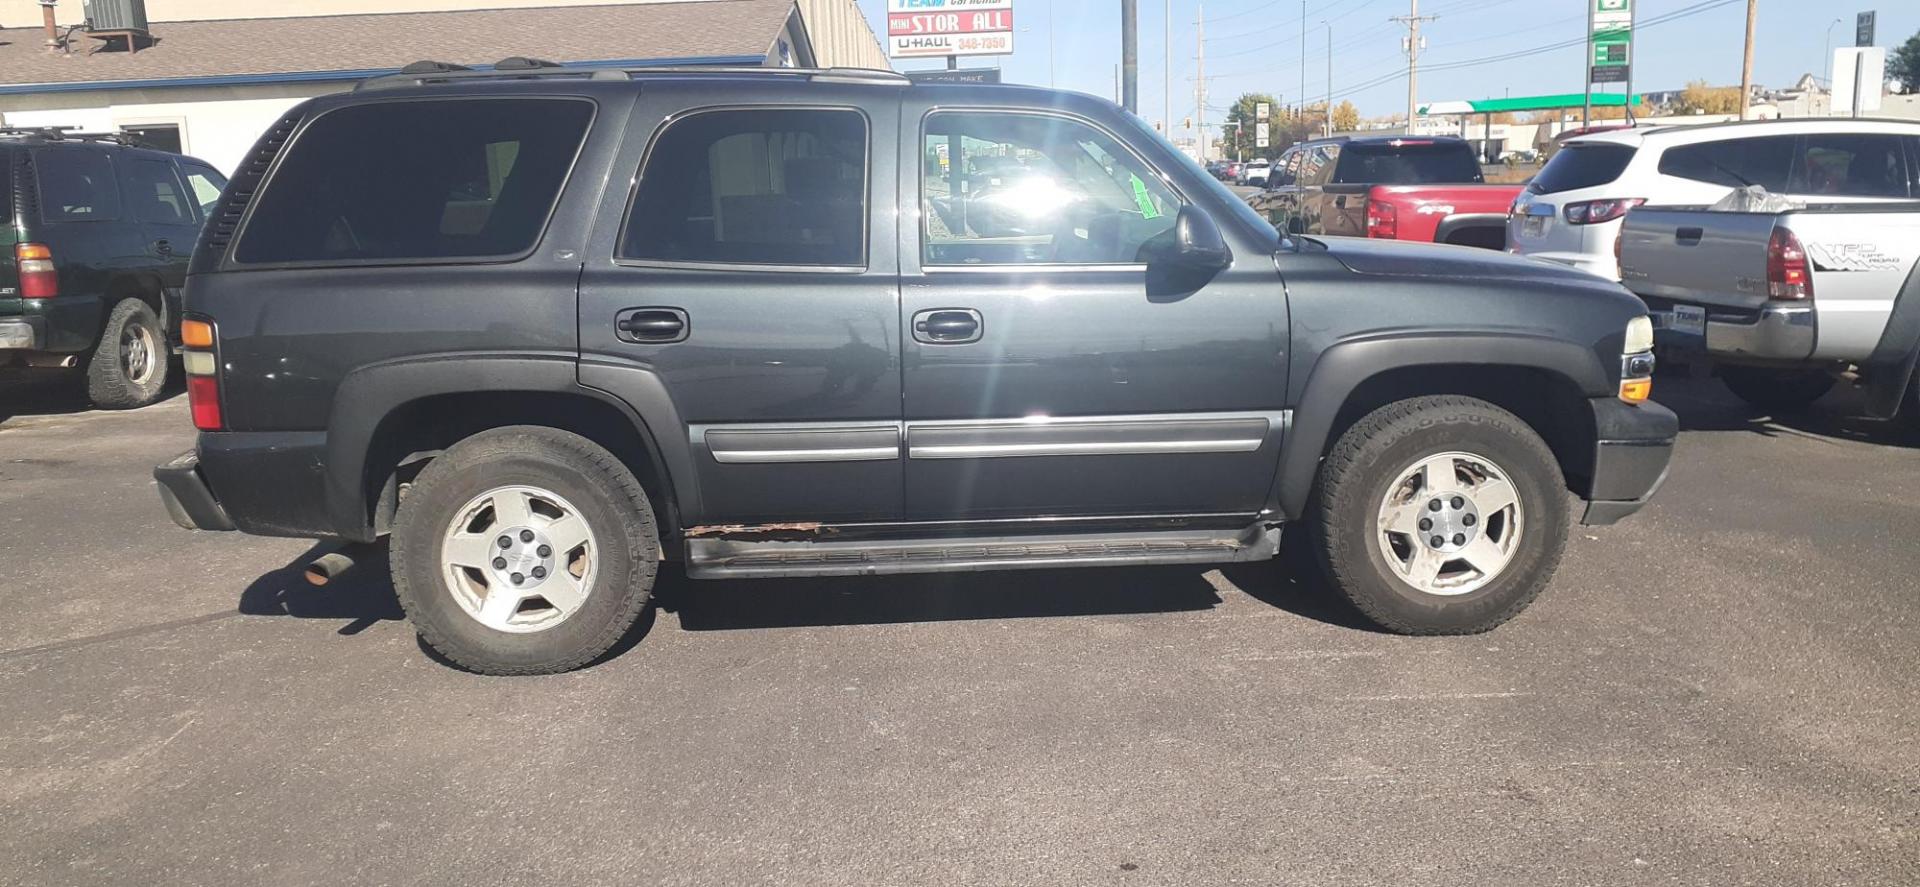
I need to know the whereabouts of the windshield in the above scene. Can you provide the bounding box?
[1529,142,1636,194]
[1333,143,1482,184]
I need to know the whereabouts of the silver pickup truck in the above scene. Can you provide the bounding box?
[1619,203,1920,419]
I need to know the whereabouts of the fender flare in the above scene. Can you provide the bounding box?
[324,353,690,540]
[1273,332,1613,519]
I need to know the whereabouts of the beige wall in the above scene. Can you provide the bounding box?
[795,0,886,70]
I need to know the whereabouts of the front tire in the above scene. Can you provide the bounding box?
[86,298,168,409]
[1313,396,1570,635]
[1719,366,1833,414]
[390,426,659,675]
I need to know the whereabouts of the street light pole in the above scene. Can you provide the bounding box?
[1323,20,1332,136]
[1823,17,1842,84]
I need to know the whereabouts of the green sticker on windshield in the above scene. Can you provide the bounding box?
[1129,174,1162,220]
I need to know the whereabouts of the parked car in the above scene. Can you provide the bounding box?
[1253,135,1521,249]
[154,63,1675,674]
[1219,160,1243,182]
[1509,118,1920,280]
[1620,201,1920,419]
[1205,160,1230,181]
[1238,158,1271,186]
[1,129,229,407]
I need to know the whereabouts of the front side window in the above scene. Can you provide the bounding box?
[1789,134,1908,197]
[34,148,121,222]
[179,163,228,218]
[1656,136,1796,192]
[236,99,592,264]
[123,158,193,225]
[922,112,1183,266]
[622,109,868,267]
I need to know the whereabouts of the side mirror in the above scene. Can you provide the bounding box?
[1160,205,1231,275]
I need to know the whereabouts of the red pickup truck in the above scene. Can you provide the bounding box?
[1250,135,1524,250]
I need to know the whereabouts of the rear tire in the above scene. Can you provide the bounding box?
[86,298,168,409]
[1312,396,1570,635]
[390,426,659,675]
[1719,366,1833,415]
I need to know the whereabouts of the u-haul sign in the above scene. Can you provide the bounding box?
[888,0,1014,57]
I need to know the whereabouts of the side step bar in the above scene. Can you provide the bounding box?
[685,522,1282,579]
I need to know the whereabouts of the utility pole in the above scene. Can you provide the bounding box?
[1195,2,1207,163]
[1582,1,1593,126]
[1300,0,1307,121]
[1164,0,1171,141]
[1392,0,1435,134]
[1121,0,1138,114]
[1738,0,1757,120]
[1323,20,1333,135]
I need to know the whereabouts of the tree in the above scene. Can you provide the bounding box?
[1331,100,1360,133]
[1891,30,1920,94]
[1222,93,1280,160]
[1670,79,1743,115]
[1589,101,1655,121]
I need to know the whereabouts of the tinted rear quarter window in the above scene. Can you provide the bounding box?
[35,147,122,222]
[622,108,867,267]
[1333,143,1482,184]
[236,98,593,264]
[1656,135,1796,192]
[1529,143,1635,194]
[1789,133,1909,197]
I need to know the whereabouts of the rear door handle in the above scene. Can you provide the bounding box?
[912,308,982,344]
[615,307,688,343]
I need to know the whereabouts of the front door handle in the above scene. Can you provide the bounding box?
[150,239,174,256]
[912,308,982,344]
[615,307,688,343]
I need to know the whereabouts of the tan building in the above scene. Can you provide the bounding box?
[0,0,887,173]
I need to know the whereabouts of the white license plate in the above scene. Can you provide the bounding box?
[1522,214,1548,237]
[1667,304,1706,336]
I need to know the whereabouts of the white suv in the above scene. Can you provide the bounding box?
[1508,118,1920,280]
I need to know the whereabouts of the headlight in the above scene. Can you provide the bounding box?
[1619,316,1655,404]
[1624,316,1654,355]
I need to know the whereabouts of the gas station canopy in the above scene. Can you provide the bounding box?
[1420,93,1644,116]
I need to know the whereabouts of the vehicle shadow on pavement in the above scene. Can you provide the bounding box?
[1657,374,1916,447]
[0,372,184,423]
[237,541,404,635]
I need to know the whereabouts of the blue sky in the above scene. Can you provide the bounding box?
[858,0,1917,133]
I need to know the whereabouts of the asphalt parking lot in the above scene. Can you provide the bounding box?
[2,371,1916,886]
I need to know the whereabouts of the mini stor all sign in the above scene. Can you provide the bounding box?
[888,0,1016,58]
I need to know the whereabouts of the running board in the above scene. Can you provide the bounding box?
[684,522,1282,579]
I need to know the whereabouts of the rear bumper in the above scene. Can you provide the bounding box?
[153,451,235,532]
[1705,304,1815,361]
[1580,397,1678,526]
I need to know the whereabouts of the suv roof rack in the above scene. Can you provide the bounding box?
[0,126,153,147]
[358,60,912,92]
[360,59,913,90]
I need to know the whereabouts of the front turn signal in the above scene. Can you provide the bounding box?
[1619,378,1653,404]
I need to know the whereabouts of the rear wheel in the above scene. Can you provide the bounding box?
[86,298,168,409]
[390,426,659,675]
[1719,366,1834,415]
[1313,396,1570,635]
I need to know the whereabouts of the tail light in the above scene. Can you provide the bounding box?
[1767,227,1812,301]
[1365,200,1398,239]
[15,243,57,299]
[1564,198,1644,225]
[180,318,224,430]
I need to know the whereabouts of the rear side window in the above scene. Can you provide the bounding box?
[622,108,867,267]
[35,148,121,222]
[122,158,193,225]
[236,99,592,264]
[1789,133,1909,197]
[1529,143,1635,194]
[1657,136,1795,192]
[178,162,228,218]
[1333,143,1482,184]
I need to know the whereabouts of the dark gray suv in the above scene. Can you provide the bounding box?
[153,63,1675,674]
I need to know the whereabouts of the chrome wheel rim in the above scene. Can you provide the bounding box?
[122,321,157,386]
[1375,451,1524,596]
[439,485,597,633]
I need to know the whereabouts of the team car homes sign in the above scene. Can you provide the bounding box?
[887,0,1015,59]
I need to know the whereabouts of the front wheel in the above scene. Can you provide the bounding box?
[1312,396,1570,635]
[389,426,660,675]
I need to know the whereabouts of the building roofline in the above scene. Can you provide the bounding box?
[0,54,769,96]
